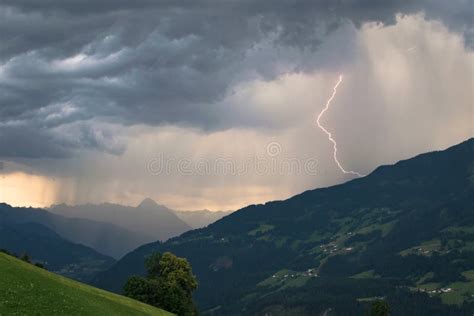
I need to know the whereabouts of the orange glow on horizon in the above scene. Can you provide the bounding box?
[0,172,59,208]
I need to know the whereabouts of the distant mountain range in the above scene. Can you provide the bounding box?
[92,138,474,315]
[50,198,191,246]
[50,199,233,244]
[0,198,230,281]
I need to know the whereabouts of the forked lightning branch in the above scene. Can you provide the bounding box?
[317,75,365,177]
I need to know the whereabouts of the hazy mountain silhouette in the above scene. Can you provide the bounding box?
[50,198,191,245]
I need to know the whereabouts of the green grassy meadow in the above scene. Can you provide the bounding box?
[0,253,173,316]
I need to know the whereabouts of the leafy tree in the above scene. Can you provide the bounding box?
[367,300,390,316]
[145,252,162,279]
[124,252,198,316]
[123,276,159,305]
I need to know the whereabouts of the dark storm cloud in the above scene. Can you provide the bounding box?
[0,126,71,158]
[0,0,472,158]
[0,122,125,159]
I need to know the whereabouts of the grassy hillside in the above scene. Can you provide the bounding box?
[0,253,172,316]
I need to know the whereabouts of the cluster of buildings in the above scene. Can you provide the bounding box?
[418,287,453,295]
[271,268,319,280]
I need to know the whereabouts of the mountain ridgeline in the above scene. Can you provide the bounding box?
[0,203,150,259]
[93,138,474,315]
[0,196,228,281]
[50,198,191,254]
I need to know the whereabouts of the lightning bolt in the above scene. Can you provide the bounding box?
[316,74,365,177]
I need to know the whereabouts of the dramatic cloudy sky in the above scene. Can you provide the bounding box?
[0,0,472,210]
